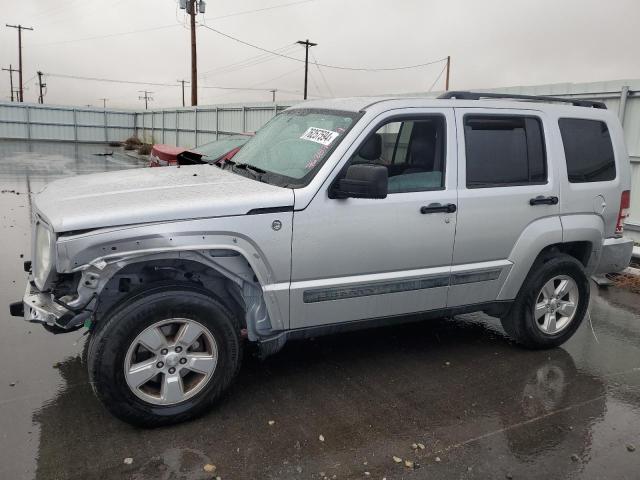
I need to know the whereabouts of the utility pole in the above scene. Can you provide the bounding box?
[6,24,34,102]
[296,39,317,100]
[270,89,277,103]
[138,90,153,110]
[179,1,205,105]
[178,79,189,107]
[99,98,108,109]
[2,65,18,101]
[37,71,46,104]
[445,55,451,91]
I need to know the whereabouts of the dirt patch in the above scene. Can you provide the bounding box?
[607,272,640,294]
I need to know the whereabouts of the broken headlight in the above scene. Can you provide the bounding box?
[33,221,55,290]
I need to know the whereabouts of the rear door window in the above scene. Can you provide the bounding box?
[559,118,616,183]
[464,115,547,188]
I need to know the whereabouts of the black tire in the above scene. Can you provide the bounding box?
[500,253,590,349]
[87,282,242,427]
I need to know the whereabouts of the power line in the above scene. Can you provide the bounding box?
[29,24,180,47]
[427,62,448,93]
[204,0,317,21]
[43,72,286,91]
[310,50,334,97]
[199,24,448,72]
[199,44,298,78]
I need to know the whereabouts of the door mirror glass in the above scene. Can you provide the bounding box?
[331,164,388,199]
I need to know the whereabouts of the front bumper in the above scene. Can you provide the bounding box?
[594,236,635,274]
[11,281,76,329]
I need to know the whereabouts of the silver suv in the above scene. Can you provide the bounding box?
[10,92,634,426]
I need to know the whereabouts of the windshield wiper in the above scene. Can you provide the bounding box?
[231,162,268,181]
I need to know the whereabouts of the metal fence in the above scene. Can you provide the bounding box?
[0,102,136,143]
[135,103,291,146]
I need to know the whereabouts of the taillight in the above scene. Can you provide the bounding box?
[616,190,631,234]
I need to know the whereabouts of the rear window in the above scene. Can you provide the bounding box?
[559,118,616,183]
[464,115,546,188]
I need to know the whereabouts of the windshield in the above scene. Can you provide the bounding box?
[198,135,251,161]
[228,109,358,186]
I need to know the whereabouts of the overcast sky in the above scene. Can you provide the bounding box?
[0,0,638,109]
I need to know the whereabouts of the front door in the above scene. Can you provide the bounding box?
[289,108,457,329]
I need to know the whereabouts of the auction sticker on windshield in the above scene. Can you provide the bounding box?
[300,127,340,146]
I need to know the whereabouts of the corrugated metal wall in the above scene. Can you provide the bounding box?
[134,104,290,147]
[0,103,136,142]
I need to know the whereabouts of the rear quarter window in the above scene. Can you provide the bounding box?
[558,118,616,183]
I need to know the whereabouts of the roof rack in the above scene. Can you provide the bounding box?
[437,91,607,109]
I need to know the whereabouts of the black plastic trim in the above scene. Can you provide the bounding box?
[246,206,294,215]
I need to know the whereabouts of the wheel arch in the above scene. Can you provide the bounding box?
[74,249,286,341]
[497,216,598,301]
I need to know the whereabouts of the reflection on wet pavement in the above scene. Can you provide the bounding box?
[1,141,639,479]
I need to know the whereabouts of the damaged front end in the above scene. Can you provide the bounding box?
[11,261,92,334]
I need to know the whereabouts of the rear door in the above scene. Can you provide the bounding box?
[448,108,560,307]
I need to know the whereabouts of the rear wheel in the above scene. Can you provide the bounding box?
[501,254,590,349]
[88,283,242,427]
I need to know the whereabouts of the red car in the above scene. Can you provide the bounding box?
[149,134,253,167]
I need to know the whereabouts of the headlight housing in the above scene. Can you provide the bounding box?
[33,221,55,290]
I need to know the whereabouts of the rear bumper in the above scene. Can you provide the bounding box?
[594,237,635,274]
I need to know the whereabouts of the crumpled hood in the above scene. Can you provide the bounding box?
[34,164,294,232]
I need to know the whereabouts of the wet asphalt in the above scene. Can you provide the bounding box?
[0,139,639,480]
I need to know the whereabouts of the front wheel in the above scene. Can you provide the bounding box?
[501,253,590,349]
[88,284,242,427]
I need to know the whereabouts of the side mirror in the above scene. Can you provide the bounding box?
[331,164,388,199]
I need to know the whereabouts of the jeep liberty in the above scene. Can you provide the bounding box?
[10,92,634,426]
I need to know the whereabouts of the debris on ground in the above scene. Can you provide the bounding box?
[606,271,640,294]
[137,144,152,155]
[411,443,418,450]
[1,189,21,195]
[570,454,580,462]
[392,456,402,463]
[9,382,16,387]
[627,444,636,452]
[123,458,133,465]
[318,434,325,442]
[435,456,441,462]
[92,152,114,156]
[417,443,425,450]
[268,420,275,425]
[123,136,142,151]
[203,464,216,473]
[404,460,415,469]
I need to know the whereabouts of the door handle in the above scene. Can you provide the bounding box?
[420,203,457,214]
[529,195,558,206]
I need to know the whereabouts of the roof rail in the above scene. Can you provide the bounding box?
[438,91,607,109]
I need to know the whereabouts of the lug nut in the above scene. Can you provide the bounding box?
[168,367,176,374]
[160,348,168,355]
[156,361,164,368]
[175,346,182,353]
[179,358,187,364]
